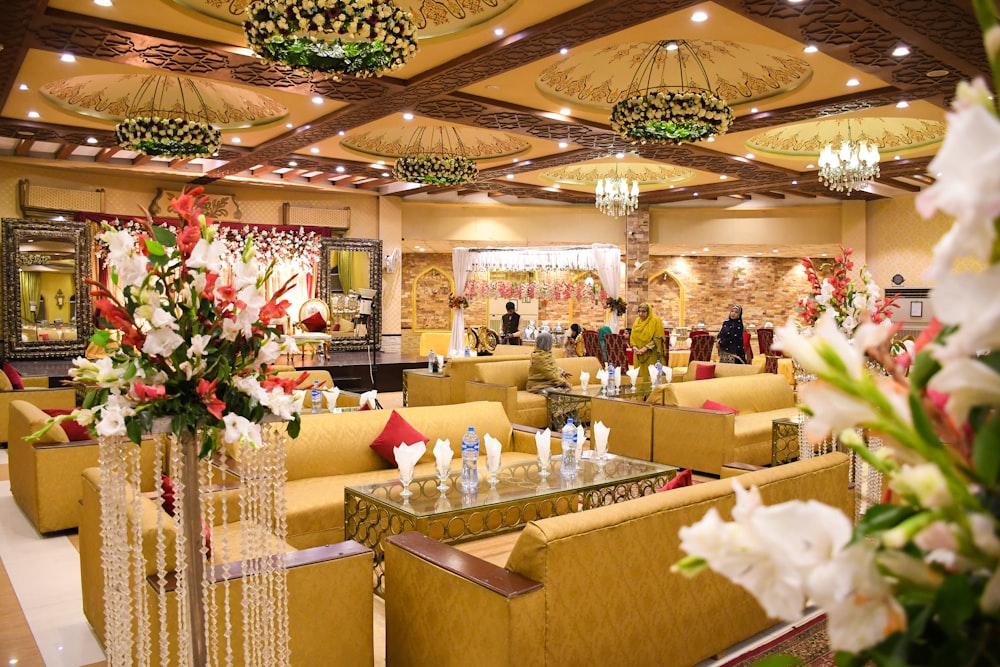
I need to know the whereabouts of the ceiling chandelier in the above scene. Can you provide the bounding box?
[610,40,734,145]
[595,162,639,217]
[115,76,221,158]
[393,126,478,185]
[243,0,419,79]
[818,120,881,195]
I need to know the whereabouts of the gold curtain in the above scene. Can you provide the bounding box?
[337,251,355,294]
[19,271,40,325]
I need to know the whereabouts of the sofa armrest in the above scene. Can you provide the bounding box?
[385,532,543,667]
[509,424,563,455]
[1,387,77,443]
[403,370,452,407]
[651,405,736,474]
[22,376,50,389]
[465,381,517,417]
[591,397,654,461]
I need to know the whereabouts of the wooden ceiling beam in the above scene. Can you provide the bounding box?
[55,143,76,160]
[170,158,194,169]
[132,154,155,166]
[358,178,394,190]
[281,168,310,179]
[96,147,122,163]
[875,176,921,192]
[15,139,35,156]
[251,164,278,177]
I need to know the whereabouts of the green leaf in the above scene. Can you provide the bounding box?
[286,415,301,439]
[126,418,143,446]
[972,411,1000,484]
[144,238,166,257]
[908,349,940,390]
[753,655,803,667]
[151,225,176,248]
[90,329,112,346]
[855,504,917,536]
[908,391,940,449]
[936,573,976,636]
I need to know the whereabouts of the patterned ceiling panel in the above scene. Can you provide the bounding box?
[746,118,945,157]
[32,23,137,60]
[541,161,695,186]
[414,99,490,121]
[137,44,232,75]
[525,123,599,143]
[341,126,530,159]
[474,112,543,132]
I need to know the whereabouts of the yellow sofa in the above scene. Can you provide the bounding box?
[228,401,549,550]
[8,399,158,534]
[275,369,362,410]
[385,452,852,667]
[79,467,375,666]
[464,357,604,428]
[0,373,77,444]
[673,360,763,382]
[592,373,798,474]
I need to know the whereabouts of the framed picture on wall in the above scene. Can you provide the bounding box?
[910,301,923,318]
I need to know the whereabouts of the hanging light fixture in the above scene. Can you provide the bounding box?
[610,40,734,145]
[818,120,881,195]
[115,76,221,158]
[595,161,639,217]
[393,126,478,185]
[243,0,419,79]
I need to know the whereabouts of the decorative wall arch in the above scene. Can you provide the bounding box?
[568,269,608,327]
[411,266,455,332]
[649,268,686,327]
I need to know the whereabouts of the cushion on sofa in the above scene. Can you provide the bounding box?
[42,409,91,441]
[0,368,12,392]
[657,469,692,492]
[695,364,716,380]
[661,375,794,414]
[18,401,70,443]
[3,363,25,390]
[701,399,738,414]
[300,312,327,332]
[369,410,430,466]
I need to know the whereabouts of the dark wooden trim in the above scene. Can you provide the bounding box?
[387,531,542,598]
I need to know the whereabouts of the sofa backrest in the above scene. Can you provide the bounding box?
[661,374,793,413]
[504,452,851,667]
[472,357,603,390]
[683,361,762,381]
[442,356,527,402]
[276,401,515,480]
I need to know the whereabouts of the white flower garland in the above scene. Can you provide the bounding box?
[244,0,419,78]
[610,90,734,144]
[115,117,222,158]
[393,155,478,185]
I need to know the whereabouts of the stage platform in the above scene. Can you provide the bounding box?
[11,351,426,394]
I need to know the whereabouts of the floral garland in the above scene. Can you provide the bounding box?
[610,90,734,144]
[244,0,419,79]
[605,296,627,315]
[33,187,304,453]
[448,294,469,309]
[393,156,478,185]
[115,117,222,158]
[95,219,322,275]
[798,246,898,335]
[463,278,603,303]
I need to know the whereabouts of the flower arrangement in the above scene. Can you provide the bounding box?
[40,187,304,456]
[448,294,469,309]
[674,5,1000,662]
[243,0,419,79]
[798,246,898,335]
[610,90,734,144]
[393,155,478,185]
[115,117,222,158]
[605,295,627,316]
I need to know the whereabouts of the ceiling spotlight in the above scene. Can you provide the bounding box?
[338,130,345,136]
[27,111,39,118]
[846,78,860,87]
[559,48,568,55]
[558,142,568,148]
[691,11,708,22]
[892,46,910,57]
[310,147,319,153]
[402,112,414,120]
[896,100,909,108]
[665,42,679,51]
[791,180,798,185]
[94,0,113,5]
[288,161,297,167]
[719,175,727,180]
[506,174,514,179]
[559,108,571,115]
[512,158,519,163]
[707,136,715,142]
[86,137,98,144]
[18,83,28,91]
[336,166,345,172]
[772,249,779,253]
[745,153,755,159]
[615,152,625,159]
[312,96,324,104]
[232,137,242,143]
[60,53,76,63]
[803,45,818,53]
[493,27,504,36]
[382,172,390,177]
[703,247,709,252]
[894,155,900,160]
[806,163,815,169]
[286,122,294,128]
[750,107,759,113]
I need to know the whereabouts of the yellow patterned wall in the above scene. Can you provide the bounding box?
[866,194,956,288]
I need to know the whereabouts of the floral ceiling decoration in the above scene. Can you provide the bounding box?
[609,40,736,145]
[746,117,946,157]
[173,0,516,38]
[537,39,812,112]
[243,0,419,79]
[392,125,479,185]
[341,124,530,160]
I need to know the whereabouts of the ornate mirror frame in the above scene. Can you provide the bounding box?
[2,219,93,359]
[315,237,382,352]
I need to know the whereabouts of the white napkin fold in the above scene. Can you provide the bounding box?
[593,420,611,458]
[614,367,622,387]
[534,428,551,463]
[662,366,673,383]
[393,441,427,478]
[484,433,503,471]
[576,424,586,452]
[359,390,378,409]
[322,387,341,412]
[596,369,608,387]
[626,368,640,385]
[579,371,590,388]
[433,438,453,470]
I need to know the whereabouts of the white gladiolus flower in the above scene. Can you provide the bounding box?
[142,328,185,357]
[188,334,212,358]
[890,464,953,509]
[222,413,262,449]
[187,237,228,272]
[928,358,1000,425]
[93,394,136,438]
[929,265,1000,366]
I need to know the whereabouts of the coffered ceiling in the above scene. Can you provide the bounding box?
[0,0,985,207]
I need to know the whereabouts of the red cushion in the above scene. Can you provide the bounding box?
[701,399,739,414]
[3,363,25,390]
[694,363,716,380]
[42,408,91,441]
[332,322,341,332]
[369,410,429,466]
[300,311,327,332]
[658,469,693,492]
[161,474,176,516]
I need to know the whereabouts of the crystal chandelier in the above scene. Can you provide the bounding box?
[818,121,881,195]
[595,164,639,217]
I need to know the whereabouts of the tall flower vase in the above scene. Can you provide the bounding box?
[98,420,291,667]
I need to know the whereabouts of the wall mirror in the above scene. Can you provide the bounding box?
[315,237,382,352]
[2,219,93,359]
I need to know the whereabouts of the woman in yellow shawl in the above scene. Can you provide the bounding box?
[629,302,666,380]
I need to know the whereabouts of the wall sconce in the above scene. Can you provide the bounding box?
[55,289,65,309]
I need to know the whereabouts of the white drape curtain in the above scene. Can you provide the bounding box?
[448,248,475,355]
[449,244,621,355]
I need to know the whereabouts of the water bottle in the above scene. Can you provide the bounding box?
[460,427,480,492]
[654,360,663,385]
[561,418,578,478]
[464,347,471,357]
[607,363,615,393]
[428,348,435,372]
[310,380,321,414]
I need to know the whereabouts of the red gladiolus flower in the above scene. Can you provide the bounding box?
[197,378,227,420]
[132,383,166,401]
[177,222,201,254]
[261,372,307,395]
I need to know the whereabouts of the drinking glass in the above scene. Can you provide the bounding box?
[435,461,451,492]
[538,449,551,478]
[399,466,415,498]
[487,455,501,486]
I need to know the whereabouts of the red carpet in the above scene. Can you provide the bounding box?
[716,614,836,667]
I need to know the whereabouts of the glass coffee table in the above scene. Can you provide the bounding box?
[546,380,655,429]
[345,453,677,594]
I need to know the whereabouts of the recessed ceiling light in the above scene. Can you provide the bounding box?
[806,163,815,169]
[558,142,568,148]
[232,137,241,143]
[338,130,345,136]
[560,108,571,115]
[803,45,818,53]
[896,100,909,108]
[791,180,798,185]
[286,122,293,129]
[757,252,763,255]
[494,27,504,36]
[892,46,910,57]
[846,78,860,86]
[691,10,708,22]
[772,249,779,253]
[703,247,709,252]
[750,107,759,113]
[310,147,319,153]
[402,112,414,120]
[894,155,900,160]
[665,42,679,51]
[506,174,514,179]
[370,163,382,169]
[312,96,324,104]
[615,152,624,159]
[381,172,390,177]
[690,250,697,254]
[559,48,569,55]
[336,166,345,172]
[86,137,97,144]
[288,161,297,167]
[693,192,699,197]
[94,0,113,6]
[377,160,385,165]
[719,175,727,180]
[60,53,76,63]
[926,69,950,78]
[18,83,28,91]
[821,253,828,257]
[707,136,715,142]
[669,185,675,189]
[512,158,519,163]
[745,153,755,159]
[27,111,39,118]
